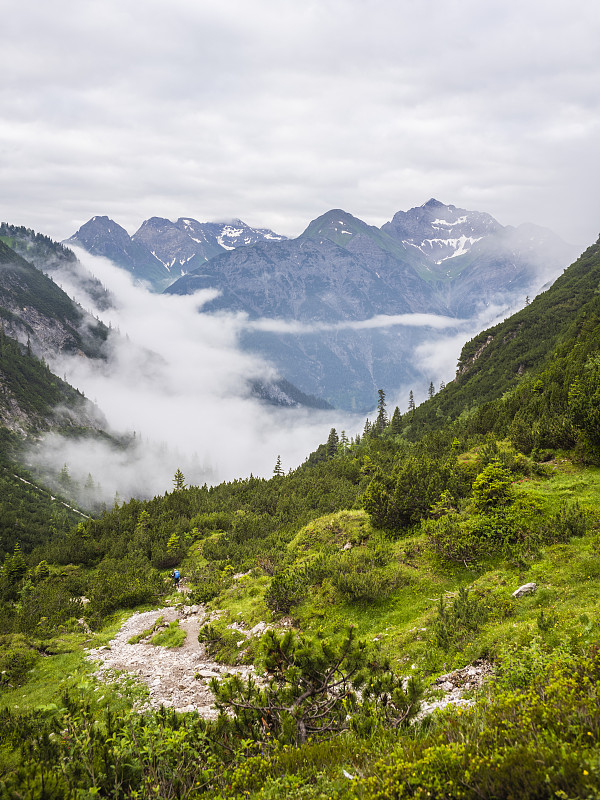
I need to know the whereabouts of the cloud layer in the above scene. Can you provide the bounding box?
[32,251,365,502]
[1,0,599,245]
[25,248,517,506]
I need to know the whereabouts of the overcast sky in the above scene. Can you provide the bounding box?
[2,0,599,247]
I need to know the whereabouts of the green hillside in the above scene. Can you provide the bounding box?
[1,238,600,797]
[0,222,113,310]
[0,239,109,358]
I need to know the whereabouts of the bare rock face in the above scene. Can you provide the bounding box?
[512,582,537,598]
[86,606,257,717]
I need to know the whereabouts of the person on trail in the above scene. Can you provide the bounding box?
[172,569,180,589]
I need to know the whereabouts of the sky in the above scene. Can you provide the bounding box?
[2,0,600,247]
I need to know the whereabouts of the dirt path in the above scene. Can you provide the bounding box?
[86,604,492,720]
[86,604,257,717]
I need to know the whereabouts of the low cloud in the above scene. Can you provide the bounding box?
[28,252,532,506]
[29,251,364,504]
[246,312,465,335]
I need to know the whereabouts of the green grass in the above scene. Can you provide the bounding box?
[151,620,186,648]
[128,615,165,644]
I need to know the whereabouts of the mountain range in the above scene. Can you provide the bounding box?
[65,216,287,290]
[66,199,576,408]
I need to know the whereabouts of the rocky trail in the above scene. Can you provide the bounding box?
[86,602,493,721]
[86,604,257,717]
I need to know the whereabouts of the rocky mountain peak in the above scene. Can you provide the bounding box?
[382,200,504,266]
[65,217,168,286]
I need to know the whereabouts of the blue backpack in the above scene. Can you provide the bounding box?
[174,570,179,580]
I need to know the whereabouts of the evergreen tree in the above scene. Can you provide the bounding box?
[339,430,349,452]
[408,391,415,414]
[389,406,402,436]
[428,381,435,400]
[58,464,71,491]
[375,389,387,432]
[173,469,186,491]
[273,455,284,476]
[166,532,181,556]
[326,428,339,458]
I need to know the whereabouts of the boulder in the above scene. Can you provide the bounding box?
[512,582,537,598]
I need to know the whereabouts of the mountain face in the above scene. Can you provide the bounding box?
[0,239,109,361]
[0,223,113,311]
[66,201,577,409]
[163,201,576,409]
[0,237,111,435]
[65,216,287,290]
[381,197,503,266]
[64,216,169,287]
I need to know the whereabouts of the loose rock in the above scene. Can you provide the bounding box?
[86,606,256,717]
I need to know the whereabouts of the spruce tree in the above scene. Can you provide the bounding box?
[326,428,339,458]
[375,388,387,432]
[273,455,284,476]
[390,406,402,435]
[173,469,186,491]
[408,390,415,414]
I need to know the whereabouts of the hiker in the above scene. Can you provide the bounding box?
[172,569,180,589]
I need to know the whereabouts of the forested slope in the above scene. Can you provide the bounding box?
[1,236,600,798]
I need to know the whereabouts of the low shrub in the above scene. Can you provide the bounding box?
[85,557,165,626]
[544,500,598,543]
[198,623,248,663]
[431,586,488,652]
[0,634,39,688]
[265,567,310,614]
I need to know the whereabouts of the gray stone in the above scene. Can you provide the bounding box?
[512,582,537,598]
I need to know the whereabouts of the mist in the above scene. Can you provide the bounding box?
[26,251,526,506]
[28,252,366,504]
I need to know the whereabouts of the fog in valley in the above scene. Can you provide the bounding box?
[26,251,523,507]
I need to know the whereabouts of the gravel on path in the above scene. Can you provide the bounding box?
[86,605,257,717]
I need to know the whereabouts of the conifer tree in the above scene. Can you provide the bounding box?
[273,455,284,476]
[173,469,186,491]
[375,389,387,432]
[326,428,339,458]
[339,430,349,452]
[389,406,402,435]
[428,381,435,399]
[408,390,415,414]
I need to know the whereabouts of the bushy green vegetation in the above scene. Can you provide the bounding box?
[3,237,600,796]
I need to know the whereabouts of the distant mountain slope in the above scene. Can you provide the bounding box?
[64,216,169,287]
[164,201,575,409]
[0,326,105,435]
[65,215,287,290]
[167,229,443,319]
[133,216,286,274]
[0,222,113,311]
[66,201,577,409]
[408,236,600,435]
[0,239,109,360]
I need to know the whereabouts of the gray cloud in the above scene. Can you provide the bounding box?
[1,0,599,245]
